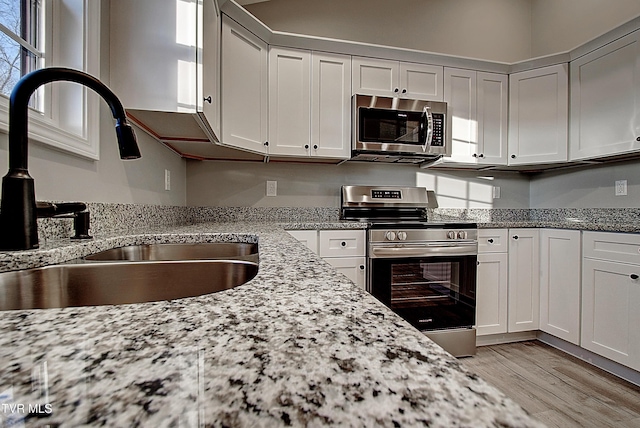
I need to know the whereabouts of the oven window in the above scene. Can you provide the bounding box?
[391,262,462,308]
[370,256,476,331]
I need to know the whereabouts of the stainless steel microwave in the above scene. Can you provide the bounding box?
[351,94,451,164]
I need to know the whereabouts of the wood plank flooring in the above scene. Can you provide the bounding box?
[461,341,640,428]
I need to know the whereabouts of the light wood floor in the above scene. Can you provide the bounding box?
[461,341,640,428]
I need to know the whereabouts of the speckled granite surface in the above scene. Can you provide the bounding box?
[0,221,544,427]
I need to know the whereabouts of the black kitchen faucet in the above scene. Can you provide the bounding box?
[0,67,141,250]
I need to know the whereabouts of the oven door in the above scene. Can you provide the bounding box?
[369,254,477,332]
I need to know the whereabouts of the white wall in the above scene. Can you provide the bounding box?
[530,0,640,58]
[530,159,640,208]
[0,0,187,206]
[245,0,533,63]
[186,160,530,208]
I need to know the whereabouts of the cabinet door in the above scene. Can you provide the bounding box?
[324,257,367,290]
[221,15,268,154]
[540,229,581,345]
[352,57,398,96]
[311,52,352,158]
[582,258,640,371]
[197,0,221,141]
[287,230,318,254]
[268,47,311,157]
[444,68,478,163]
[478,229,508,253]
[476,252,508,336]
[508,229,540,332]
[110,0,197,113]
[477,72,508,165]
[399,62,444,101]
[570,31,640,160]
[508,64,568,165]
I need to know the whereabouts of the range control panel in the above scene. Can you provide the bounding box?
[371,190,402,199]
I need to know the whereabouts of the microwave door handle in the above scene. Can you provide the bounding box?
[421,106,433,151]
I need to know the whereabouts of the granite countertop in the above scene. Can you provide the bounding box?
[0,221,544,427]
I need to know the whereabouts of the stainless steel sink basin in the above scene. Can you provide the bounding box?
[0,259,258,311]
[84,242,259,262]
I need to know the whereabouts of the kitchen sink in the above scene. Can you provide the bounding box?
[0,258,259,311]
[84,242,259,263]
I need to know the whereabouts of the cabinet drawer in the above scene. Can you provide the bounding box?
[583,231,640,264]
[319,230,365,257]
[287,230,318,254]
[478,229,508,253]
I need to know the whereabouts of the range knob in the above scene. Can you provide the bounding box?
[457,231,467,239]
[397,231,407,241]
[447,231,456,239]
[385,231,397,241]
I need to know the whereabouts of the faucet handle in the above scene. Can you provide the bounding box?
[36,201,87,218]
[71,211,92,240]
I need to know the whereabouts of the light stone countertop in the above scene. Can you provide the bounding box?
[0,221,544,427]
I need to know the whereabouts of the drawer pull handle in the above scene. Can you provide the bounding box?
[631,274,639,280]
[487,239,494,244]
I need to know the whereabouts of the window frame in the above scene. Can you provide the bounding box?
[0,0,101,160]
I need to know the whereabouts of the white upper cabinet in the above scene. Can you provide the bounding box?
[352,57,443,101]
[508,64,569,165]
[268,47,311,157]
[221,15,269,154]
[110,0,220,142]
[570,30,640,161]
[443,68,508,165]
[268,48,351,159]
[311,53,352,158]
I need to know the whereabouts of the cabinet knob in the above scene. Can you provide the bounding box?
[204,96,212,104]
[512,235,519,240]
[636,137,640,142]
[511,154,516,159]
[472,154,478,158]
[479,154,484,158]
[401,88,407,94]
[313,145,318,150]
[631,274,639,280]
[394,88,399,93]
[341,241,347,247]
[487,238,494,244]
[359,265,365,270]
[305,144,309,149]
[264,141,269,146]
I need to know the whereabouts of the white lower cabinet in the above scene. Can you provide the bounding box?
[508,229,540,333]
[287,229,366,290]
[476,229,508,336]
[582,231,640,371]
[476,228,540,336]
[539,229,581,345]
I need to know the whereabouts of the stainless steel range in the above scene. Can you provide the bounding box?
[341,185,478,357]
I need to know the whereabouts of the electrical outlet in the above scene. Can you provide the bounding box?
[165,169,171,191]
[615,180,627,196]
[266,180,277,197]
[492,186,501,199]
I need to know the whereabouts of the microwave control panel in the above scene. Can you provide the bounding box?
[431,113,445,147]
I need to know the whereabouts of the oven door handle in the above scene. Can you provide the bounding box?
[370,242,477,258]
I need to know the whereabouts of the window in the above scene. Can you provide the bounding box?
[0,0,101,160]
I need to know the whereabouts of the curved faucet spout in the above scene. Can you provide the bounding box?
[1,67,141,250]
